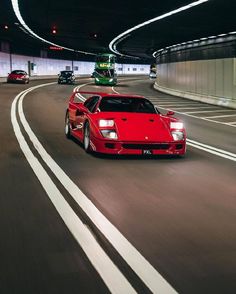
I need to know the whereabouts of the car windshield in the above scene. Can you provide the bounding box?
[60,71,73,76]
[95,69,114,77]
[11,70,26,75]
[96,55,115,63]
[99,97,157,113]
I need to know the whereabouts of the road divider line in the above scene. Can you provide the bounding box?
[11,84,137,294]
[187,139,236,161]
[157,106,236,128]
[16,83,178,294]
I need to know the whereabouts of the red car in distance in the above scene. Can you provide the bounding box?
[7,70,29,84]
[65,91,186,156]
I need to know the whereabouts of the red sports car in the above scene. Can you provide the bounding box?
[7,70,29,84]
[65,91,186,155]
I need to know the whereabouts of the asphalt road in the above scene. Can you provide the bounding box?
[1,76,236,294]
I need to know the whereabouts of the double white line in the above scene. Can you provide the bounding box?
[187,139,236,162]
[11,83,177,293]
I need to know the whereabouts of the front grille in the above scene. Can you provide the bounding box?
[122,143,170,150]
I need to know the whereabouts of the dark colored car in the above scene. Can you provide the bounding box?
[7,70,29,84]
[58,70,75,84]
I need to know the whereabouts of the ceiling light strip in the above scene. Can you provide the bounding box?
[109,0,208,57]
[11,0,95,55]
[152,30,236,57]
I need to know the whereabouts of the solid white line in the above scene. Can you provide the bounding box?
[185,109,236,114]
[204,114,236,119]
[187,139,236,162]
[158,102,199,106]
[12,86,136,294]
[17,83,177,294]
[157,106,236,128]
[224,121,236,125]
[148,99,186,102]
[169,106,214,110]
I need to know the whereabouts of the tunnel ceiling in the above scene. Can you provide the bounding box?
[0,0,236,63]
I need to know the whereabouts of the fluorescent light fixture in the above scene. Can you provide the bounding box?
[11,0,95,56]
[109,0,209,57]
[152,29,236,58]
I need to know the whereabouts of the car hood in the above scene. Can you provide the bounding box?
[96,112,173,141]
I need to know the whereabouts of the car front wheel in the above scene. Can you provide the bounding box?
[83,122,91,153]
[65,112,71,139]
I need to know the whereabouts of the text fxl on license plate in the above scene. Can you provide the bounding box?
[142,149,153,155]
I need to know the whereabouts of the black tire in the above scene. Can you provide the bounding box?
[83,122,91,153]
[65,111,72,139]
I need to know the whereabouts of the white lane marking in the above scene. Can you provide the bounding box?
[185,109,236,114]
[17,83,177,294]
[157,106,236,128]
[168,106,215,110]
[187,139,236,162]
[158,102,200,106]
[112,87,119,94]
[204,114,236,119]
[148,99,188,102]
[223,121,236,124]
[12,86,136,294]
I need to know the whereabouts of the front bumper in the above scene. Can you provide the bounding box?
[90,136,186,155]
[58,79,74,84]
[95,79,117,86]
[7,78,27,83]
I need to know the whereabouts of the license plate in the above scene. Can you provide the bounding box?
[142,149,153,155]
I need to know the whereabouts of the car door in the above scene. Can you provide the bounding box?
[72,95,100,137]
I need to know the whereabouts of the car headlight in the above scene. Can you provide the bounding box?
[171,131,184,141]
[99,119,114,127]
[170,122,184,129]
[101,130,118,139]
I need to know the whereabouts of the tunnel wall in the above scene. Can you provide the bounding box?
[0,51,149,77]
[154,58,236,109]
[154,37,236,109]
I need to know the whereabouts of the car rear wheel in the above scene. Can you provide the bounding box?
[65,111,72,139]
[83,122,91,153]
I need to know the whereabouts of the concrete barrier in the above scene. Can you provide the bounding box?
[154,82,236,110]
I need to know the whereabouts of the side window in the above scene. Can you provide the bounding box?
[84,96,100,113]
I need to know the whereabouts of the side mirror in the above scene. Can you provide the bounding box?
[167,110,175,116]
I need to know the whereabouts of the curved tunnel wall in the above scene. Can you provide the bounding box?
[0,51,149,77]
[154,38,236,109]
